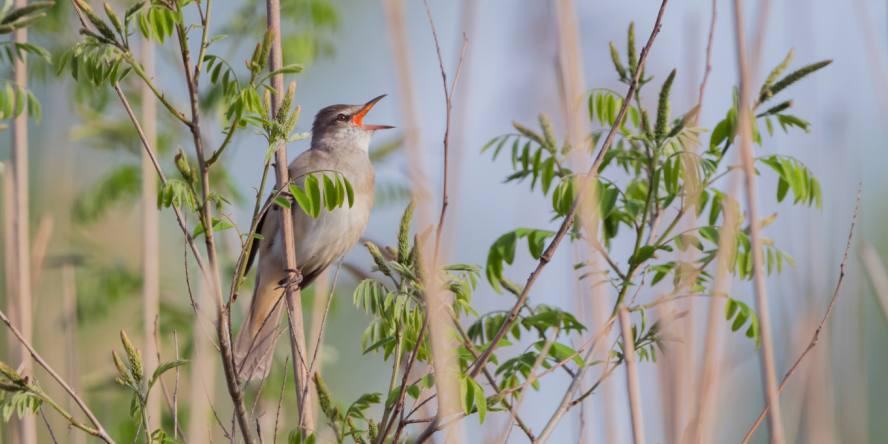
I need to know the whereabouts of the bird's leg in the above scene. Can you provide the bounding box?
[275,268,303,291]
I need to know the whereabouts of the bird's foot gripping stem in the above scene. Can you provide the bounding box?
[275,268,303,291]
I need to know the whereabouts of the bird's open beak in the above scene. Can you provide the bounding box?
[352,94,395,131]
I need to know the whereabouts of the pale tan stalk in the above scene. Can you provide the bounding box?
[265,0,313,431]
[731,0,785,441]
[141,33,161,434]
[61,262,84,444]
[619,307,646,444]
[10,0,35,439]
[380,0,433,229]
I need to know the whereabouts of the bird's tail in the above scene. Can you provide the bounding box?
[233,264,286,381]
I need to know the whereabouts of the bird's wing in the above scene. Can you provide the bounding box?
[243,149,330,275]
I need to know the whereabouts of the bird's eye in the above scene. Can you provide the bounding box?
[336,114,347,121]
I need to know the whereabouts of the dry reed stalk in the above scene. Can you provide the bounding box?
[264,0,313,431]
[731,0,786,441]
[10,0,35,439]
[619,307,646,444]
[61,262,84,444]
[380,0,434,230]
[188,285,219,444]
[141,34,161,434]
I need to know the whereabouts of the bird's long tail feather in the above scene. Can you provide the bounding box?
[233,265,287,381]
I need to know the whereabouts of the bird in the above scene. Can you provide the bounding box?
[233,95,393,381]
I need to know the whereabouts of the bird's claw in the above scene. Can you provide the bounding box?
[275,268,303,290]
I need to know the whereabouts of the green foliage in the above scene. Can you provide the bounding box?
[482,23,829,356]
[72,165,140,223]
[724,298,761,350]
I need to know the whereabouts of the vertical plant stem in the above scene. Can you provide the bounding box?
[264,0,314,431]
[168,0,253,441]
[11,0,35,439]
[141,33,162,434]
[189,284,218,444]
[695,0,717,125]
[619,307,646,444]
[380,0,433,228]
[731,0,785,442]
[62,262,84,444]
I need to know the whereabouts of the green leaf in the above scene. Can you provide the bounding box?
[148,359,187,391]
[421,374,436,389]
[267,64,304,77]
[289,184,312,215]
[274,195,292,209]
[363,336,395,355]
[322,174,337,212]
[472,379,486,423]
[407,385,420,400]
[305,174,321,217]
[630,245,656,265]
[343,177,355,208]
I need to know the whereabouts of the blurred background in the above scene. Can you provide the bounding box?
[1,0,886,442]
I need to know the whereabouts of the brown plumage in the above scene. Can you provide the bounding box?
[233,96,392,381]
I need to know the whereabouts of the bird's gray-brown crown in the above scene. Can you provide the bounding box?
[310,95,394,154]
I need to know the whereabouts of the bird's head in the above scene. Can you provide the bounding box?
[310,95,394,153]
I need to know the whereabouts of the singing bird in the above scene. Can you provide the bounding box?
[234,95,393,380]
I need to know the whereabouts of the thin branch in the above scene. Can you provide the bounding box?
[695,0,717,125]
[298,258,344,415]
[619,307,646,444]
[500,316,617,396]
[468,0,670,382]
[273,356,289,444]
[154,317,189,442]
[741,184,860,444]
[0,308,116,443]
[39,407,58,444]
[497,327,560,443]
[174,330,180,441]
[732,0,785,441]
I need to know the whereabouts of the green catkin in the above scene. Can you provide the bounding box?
[0,361,25,386]
[761,60,832,103]
[655,69,676,139]
[411,234,428,285]
[120,330,142,382]
[313,372,335,420]
[1,1,53,25]
[283,105,301,138]
[259,27,274,71]
[104,3,122,35]
[364,241,391,277]
[276,81,296,125]
[397,200,415,265]
[11,15,47,31]
[261,89,271,122]
[610,42,626,80]
[512,121,546,148]
[640,108,651,135]
[76,0,115,41]
[760,48,794,98]
[538,114,557,153]
[368,419,378,442]
[627,22,637,75]
[112,350,133,385]
[757,100,792,118]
